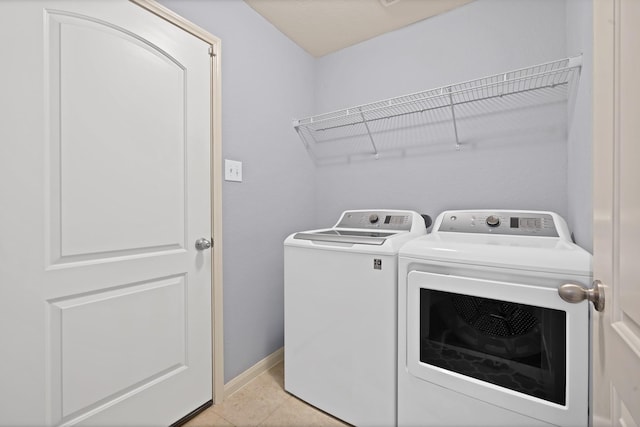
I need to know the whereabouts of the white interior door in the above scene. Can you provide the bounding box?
[0,1,212,425]
[592,0,640,425]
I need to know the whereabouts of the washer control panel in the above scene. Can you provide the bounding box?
[336,210,413,230]
[438,211,559,237]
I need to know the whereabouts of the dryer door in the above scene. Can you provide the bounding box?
[406,271,588,427]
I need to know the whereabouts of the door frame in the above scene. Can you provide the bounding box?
[591,0,614,423]
[130,0,225,405]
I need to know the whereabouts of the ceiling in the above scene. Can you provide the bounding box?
[244,0,473,57]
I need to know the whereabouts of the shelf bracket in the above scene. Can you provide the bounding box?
[293,120,319,159]
[447,87,461,150]
[359,110,379,159]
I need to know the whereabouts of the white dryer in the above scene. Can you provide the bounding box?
[397,210,593,427]
[285,210,428,427]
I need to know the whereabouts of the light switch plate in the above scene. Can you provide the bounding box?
[225,159,242,182]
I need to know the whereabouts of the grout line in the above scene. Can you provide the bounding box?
[213,409,236,427]
[256,395,291,427]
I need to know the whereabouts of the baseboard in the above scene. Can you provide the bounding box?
[223,347,284,400]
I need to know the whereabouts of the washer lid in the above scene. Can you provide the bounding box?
[400,232,592,276]
[293,229,399,245]
[288,209,428,247]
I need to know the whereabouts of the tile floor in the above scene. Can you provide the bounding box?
[184,362,350,427]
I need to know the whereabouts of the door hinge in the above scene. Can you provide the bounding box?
[208,46,216,57]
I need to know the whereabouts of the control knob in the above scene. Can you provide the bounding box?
[369,214,379,224]
[486,215,501,227]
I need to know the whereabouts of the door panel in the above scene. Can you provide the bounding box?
[52,276,186,418]
[617,0,640,330]
[0,1,212,425]
[49,11,186,260]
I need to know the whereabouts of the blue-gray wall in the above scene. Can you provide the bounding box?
[566,0,593,252]
[313,0,571,226]
[158,0,317,383]
[159,0,593,383]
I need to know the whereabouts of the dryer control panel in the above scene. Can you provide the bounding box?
[438,211,559,237]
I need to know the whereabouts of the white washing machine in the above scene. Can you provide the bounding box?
[285,210,429,427]
[398,210,593,427]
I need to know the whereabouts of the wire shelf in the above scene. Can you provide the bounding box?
[293,55,582,160]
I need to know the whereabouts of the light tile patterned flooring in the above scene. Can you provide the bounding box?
[184,361,350,427]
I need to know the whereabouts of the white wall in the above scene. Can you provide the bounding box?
[158,0,317,383]
[313,0,571,227]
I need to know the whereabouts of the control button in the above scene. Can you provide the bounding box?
[369,214,379,224]
[450,215,457,221]
[486,215,501,227]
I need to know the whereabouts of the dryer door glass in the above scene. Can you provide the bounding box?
[419,289,566,405]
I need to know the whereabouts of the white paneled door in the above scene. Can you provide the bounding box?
[0,1,212,425]
[593,0,640,426]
